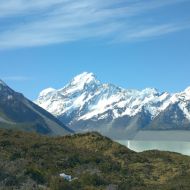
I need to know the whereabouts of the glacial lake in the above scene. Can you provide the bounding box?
[114,140,190,156]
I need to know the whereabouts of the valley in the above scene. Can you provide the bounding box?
[0,74,190,189]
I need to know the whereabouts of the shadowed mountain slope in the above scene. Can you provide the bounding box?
[0,79,74,136]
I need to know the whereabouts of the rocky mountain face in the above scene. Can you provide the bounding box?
[0,80,74,136]
[34,72,190,140]
[144,88,190,131]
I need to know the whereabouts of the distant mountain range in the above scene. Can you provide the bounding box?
[0,80,74,136]
[34,72,190,140]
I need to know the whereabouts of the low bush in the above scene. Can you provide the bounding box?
[81,172,106,186]
[10,152,21,161]
[50,177,73,190]
[25,168,45,184]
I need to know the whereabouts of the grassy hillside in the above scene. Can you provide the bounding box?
[1,127,190,189]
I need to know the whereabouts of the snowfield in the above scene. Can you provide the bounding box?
[34,72,190,124]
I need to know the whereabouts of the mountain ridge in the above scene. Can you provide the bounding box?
[0,79,74,136]
[34,72,190,139]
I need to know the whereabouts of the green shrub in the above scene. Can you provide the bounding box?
[82,172,106,186]
[80,158,91,164]
[30,141,41,149]
[10,152,21,161]
[165,187,177,190]
[14,134,21,138]
[25,168,44,184]
[83,186,98,190]
[56,162,67,168]
[118,181,131,189]
[5,176,19,186]
[120,168,128,175]
[92,157,102,164]
[0,168,8,182]
[99,161,121,173]
[133,155,148,163]
[5,175,27,187]
[22,146,28,152]
[2,132,9,136]
[68,154,80,167]
[70,179,82,189]
[0,140,12,147]
[50,177,73,190]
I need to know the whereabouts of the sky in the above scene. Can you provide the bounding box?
[0,0,190,101]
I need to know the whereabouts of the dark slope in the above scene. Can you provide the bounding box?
[0,80,74,136]
[143,102,190,131]
[68,107,151,140]
[27,100,74,133]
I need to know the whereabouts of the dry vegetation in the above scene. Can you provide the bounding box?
[0,127,190,189]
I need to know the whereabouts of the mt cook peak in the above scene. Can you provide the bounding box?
[34,72,190,140]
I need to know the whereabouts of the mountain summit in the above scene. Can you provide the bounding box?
[34,72,190,140]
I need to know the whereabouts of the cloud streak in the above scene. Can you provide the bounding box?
[115,23,190,42]
[0,0,189,49]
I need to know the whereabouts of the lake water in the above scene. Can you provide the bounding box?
[114,140,190,156]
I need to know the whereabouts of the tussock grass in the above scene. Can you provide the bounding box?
[0,128,190,189]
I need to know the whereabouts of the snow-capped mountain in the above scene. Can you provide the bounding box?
[144,86,190,131]
[34,72,190,140]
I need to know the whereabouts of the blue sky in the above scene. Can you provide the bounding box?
[0,0,190,101]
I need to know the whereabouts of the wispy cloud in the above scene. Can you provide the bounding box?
[2,77,32,81]
[0,0,68,18]
[0,0,189,49]
[114,23,190,42]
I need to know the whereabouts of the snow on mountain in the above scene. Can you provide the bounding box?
[0,80,7,87]
[34,72,190,139]
[0,79,15,99]
[185,87,190,96]
[169,87,190,121]
[39,87,55,97]
[35,72,185,122]
[35,72,102,117]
